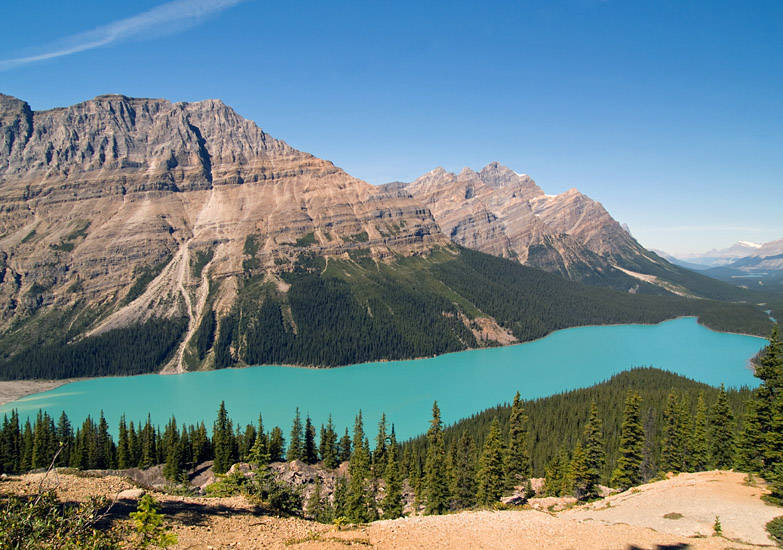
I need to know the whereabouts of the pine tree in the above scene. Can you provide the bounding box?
[424,402,449,514]
[140,415,156,469]
[610,391,644,490]
[505,391,531,490]
[451,432,477,508]
[306,476,325,521]
[303,415,318,464]
[322,415,339,469]
[580,400,606,499]
[689,393,710,471]
[677,394,692,471]
[333,475,348,519]
[96,411,114,469]
[287,408,303,462]
[639,407,657,482]
[213,401,233,474]
[268,426,285,462]
[163,417,184,482]
[248,415,270,467]
[338,428,352,463]
[709,384,735,469]
[477,417,505,504]
[661,391,684,472]
[569,442,590,500]
[117,415,130,470]
[55,411,73,467]
[347,411,372,523]
[382,431,404,519]
[374,413,388,472]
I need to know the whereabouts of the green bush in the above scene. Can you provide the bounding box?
[0,490,121,549]
[130,494,177,549]
[767,516,783,546]
[205,471,247,497]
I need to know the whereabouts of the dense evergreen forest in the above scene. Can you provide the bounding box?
[2,326,781,522]
[401,367,752,481]
[0,318,186,380]
[0,246,772,379]
[213,247,772,369]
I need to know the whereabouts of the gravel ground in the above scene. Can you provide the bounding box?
[562,471,781,546]
[2,470,780,549]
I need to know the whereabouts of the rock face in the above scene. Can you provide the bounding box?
[0,93,445,371]
[384,163,680,291]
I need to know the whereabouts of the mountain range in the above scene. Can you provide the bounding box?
[661,238,783,290]
[0,94,774,379]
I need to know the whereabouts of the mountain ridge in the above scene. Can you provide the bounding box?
[0,94,773,380]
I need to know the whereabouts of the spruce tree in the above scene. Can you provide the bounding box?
[248,415,270,467]
[544,449,569,496]
[382,431,404,519]
[689,393,710,471]
[287,408,303,462]
[338,428,352,463]
[639,407,657,482]
[55,411,73,467]
[424,402,449,514]
[451,432,477,508]
[322,415,339,469]
[569,442,590,500]
[347,411,372,523]
[213,401,233,474]
[268,426,285,462]
[333,475,348,519]
[374,413,388,472]
[505,391,531,489]
[610,391,644,490]
[303,415,318,464]
[709,384,735,469]
[96,411,114,469]
[117,415,130,470]
[661,391,684,472]
[477,417,505,504]
[581,400,605,499]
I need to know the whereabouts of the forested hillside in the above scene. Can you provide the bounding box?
[0,246,772,379]
[401,367,752,481]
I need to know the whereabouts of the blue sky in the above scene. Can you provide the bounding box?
[1,0,781,255]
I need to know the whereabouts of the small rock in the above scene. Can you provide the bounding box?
[117,488,145,500]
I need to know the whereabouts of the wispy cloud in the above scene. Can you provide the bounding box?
[0,0,247,71]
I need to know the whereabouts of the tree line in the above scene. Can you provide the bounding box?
[1,329,781,520]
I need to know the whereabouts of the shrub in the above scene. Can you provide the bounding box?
[0,490,121,549]
[767,516,783,546]
[129,494,177,549]
[713,515,722,537]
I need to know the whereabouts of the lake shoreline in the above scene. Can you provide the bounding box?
[0,379,81,407]
[0,316,768,408]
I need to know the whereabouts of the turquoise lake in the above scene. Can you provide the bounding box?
[0,317,767,440]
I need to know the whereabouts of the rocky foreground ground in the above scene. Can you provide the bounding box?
[2,470,781,549]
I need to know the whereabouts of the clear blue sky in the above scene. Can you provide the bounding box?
[1,0,781,255]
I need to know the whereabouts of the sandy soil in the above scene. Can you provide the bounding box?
[1,470,781,549]
[0,379,73,406]
[563,470,781,546]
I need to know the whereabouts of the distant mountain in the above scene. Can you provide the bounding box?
[651,249,711,271]
[384,163,756,301]
[678,238,783,267]
[0,94,772,380]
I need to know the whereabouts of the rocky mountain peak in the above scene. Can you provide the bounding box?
[0,94,445,358]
